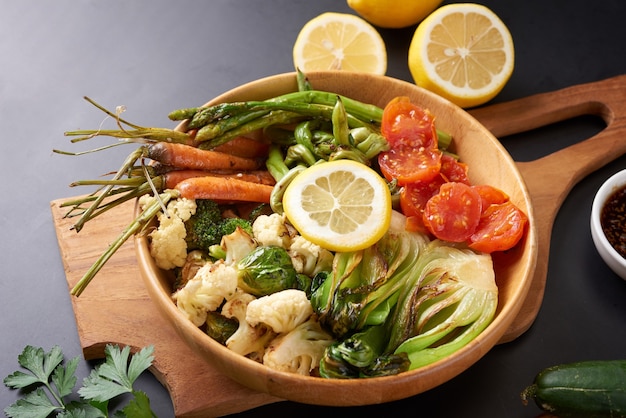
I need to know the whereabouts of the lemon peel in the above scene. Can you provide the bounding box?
[348,0,443,29]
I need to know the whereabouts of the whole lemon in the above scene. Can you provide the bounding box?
[347,0,443,29]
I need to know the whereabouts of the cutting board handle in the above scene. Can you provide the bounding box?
[470,74,626,188]
[469,74,626,342]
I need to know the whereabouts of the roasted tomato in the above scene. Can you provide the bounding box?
[378,146,442,185]
[440,154,470,184]
[422,182,482,242]
[473,184,509,207]
[401,178,444,232]
[381,96,438,149]
[468,201,528,253]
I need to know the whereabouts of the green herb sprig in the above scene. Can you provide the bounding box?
[3,344,157,418]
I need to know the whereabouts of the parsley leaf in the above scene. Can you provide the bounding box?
[52,357,79,399]
[3,388,59,418]
[79,345,154,403]
[5,345,65,390]
[119,391,156,418]
[4,344,157,418]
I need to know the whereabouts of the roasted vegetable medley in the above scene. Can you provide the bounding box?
[58,72,528,378]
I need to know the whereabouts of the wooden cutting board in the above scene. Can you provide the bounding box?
[51,75,626,417]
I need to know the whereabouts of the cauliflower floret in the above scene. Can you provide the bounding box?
[245,289,313,334]
[177,250,209,290]
[289,235,334,277]
[252,213,292,248]
[168,197,197,221]
[144,197,197,270]
[173,261,238,327]
[263,317,335,375]
[221,226,257,265]
[222,290,276,359]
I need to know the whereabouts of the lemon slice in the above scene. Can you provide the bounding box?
[293,12,387,75]
[282,160,392,252]
[408,3,514,108]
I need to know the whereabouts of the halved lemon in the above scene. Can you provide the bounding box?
[408,3,514,108]
[293,12,387,75]
[282,160,392,252]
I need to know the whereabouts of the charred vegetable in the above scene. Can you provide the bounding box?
[389,240,498,369]
[313,210,498,374]
[237,246,299,296]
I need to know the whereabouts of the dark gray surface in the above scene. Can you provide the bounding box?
[2,1,626,416]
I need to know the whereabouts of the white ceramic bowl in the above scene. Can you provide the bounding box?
[136,71,538,406]
[590,169,626,280]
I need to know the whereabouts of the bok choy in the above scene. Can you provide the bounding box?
[310,211,429,337]
[313,211,498,377]
[388,240,498,370]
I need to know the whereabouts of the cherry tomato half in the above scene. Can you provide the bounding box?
[400,178,444,232]
[473,184,509,208]
[440,154,470,184]
[423,182,482,242]
[381,96,438,149]
[378,147,442,185]
[468,201,528,253]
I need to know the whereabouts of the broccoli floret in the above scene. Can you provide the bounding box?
[248,203,273,223]
[185,199,222,250]
[185,199,253,252]
[220,217,253,238]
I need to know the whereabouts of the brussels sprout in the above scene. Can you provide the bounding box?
[237,246,298,296]
[205,311,238,345]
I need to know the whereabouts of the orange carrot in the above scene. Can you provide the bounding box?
[175,176,274,203]
[147,142,262,171]
[210,136,270,159]
[161,169,276,189]
[161,170,213,189]
[202,170,276,186]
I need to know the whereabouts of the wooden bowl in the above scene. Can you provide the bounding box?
[136,71,538,406]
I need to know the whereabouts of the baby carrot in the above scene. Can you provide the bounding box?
[175,176,274,203]
[200,170,276,186]
[209,136,270,159]
[162,169,276,189]
[146,142,262,171]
